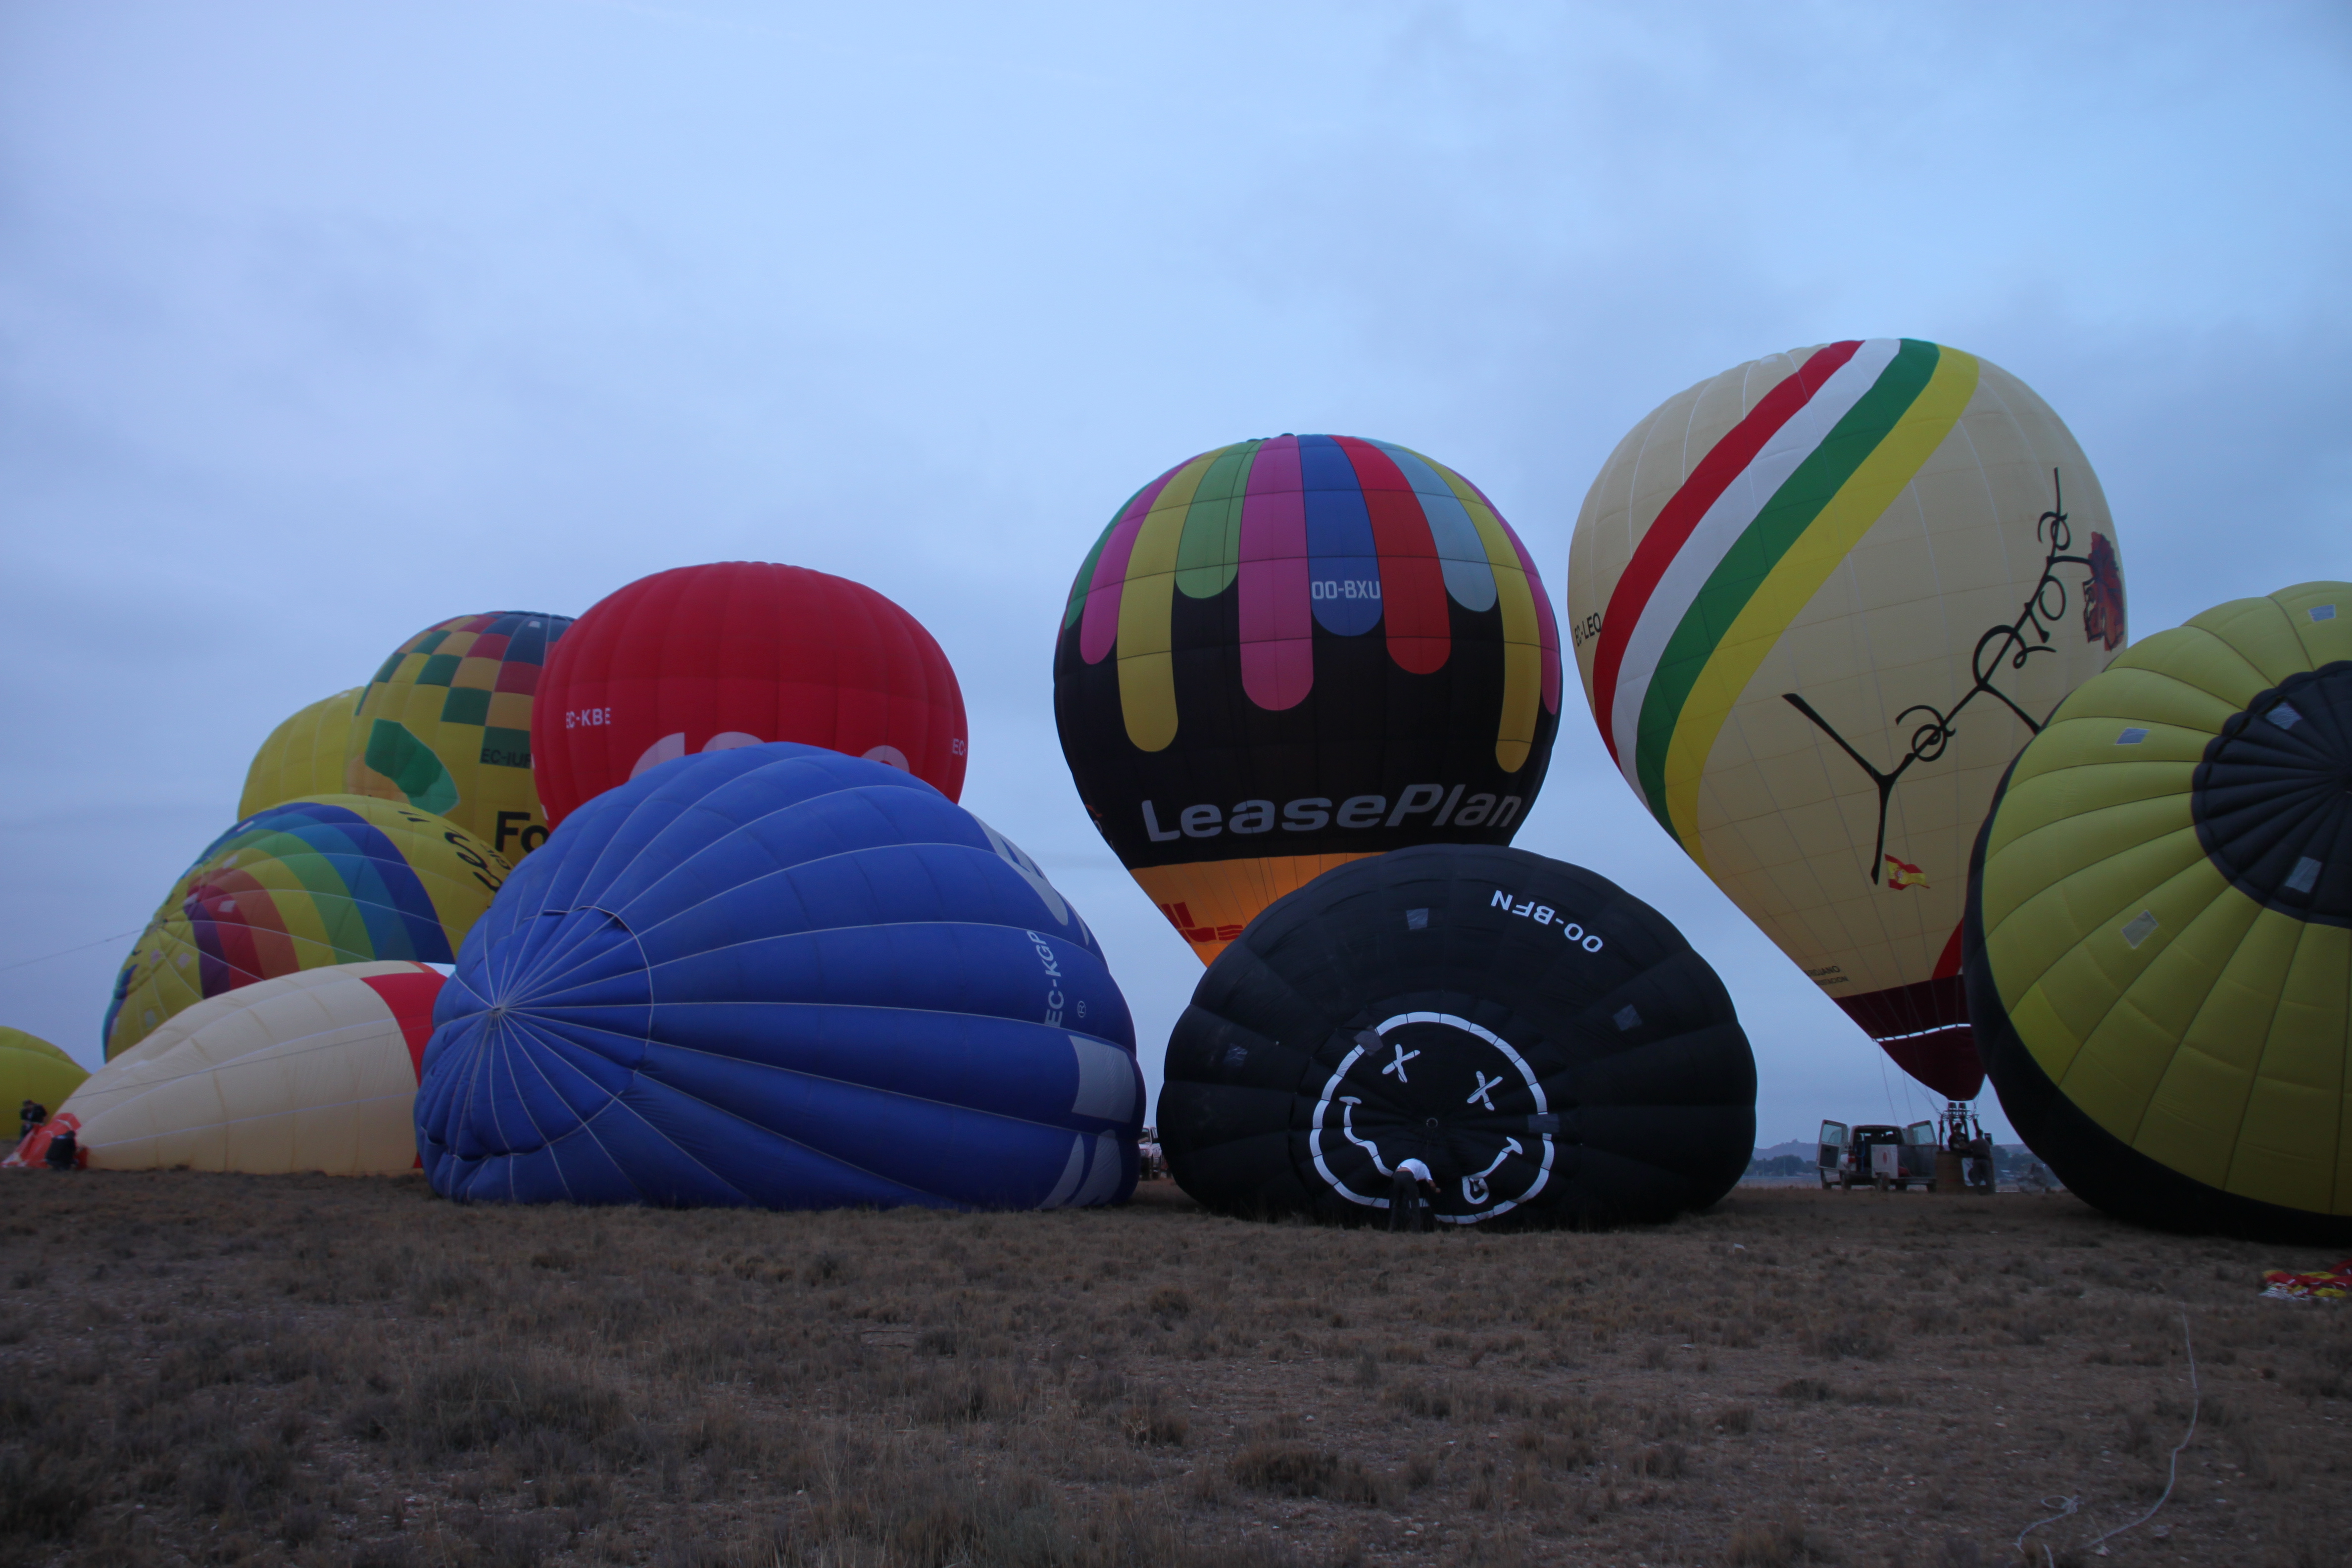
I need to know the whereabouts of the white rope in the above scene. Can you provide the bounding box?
[2083,1306,2200,1553]
[2015,1494,2078,1562]
[2012,1305,2200,1562]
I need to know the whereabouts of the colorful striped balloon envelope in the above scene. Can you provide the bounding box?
[102,796,508,1061]
[1568,339,2128,1102]
[1055,434,1562,964]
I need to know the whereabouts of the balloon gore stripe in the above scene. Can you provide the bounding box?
[1069,434,1555,756]
[1595,339,1983,850]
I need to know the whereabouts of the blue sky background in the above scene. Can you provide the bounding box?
[4,1,2346,1145]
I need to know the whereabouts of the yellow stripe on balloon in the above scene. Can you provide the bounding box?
[1660,348,1981,863]
[1116,450,1222,752]
[1427,459,1542,772]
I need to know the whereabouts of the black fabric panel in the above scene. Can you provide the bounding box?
[1053,580,1560,871]
[1155,844,1754,1230]
[1966,756,2352,1246]
[2191,661,2352,928]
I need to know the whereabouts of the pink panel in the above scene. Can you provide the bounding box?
[1078,465,1182,665]
[1237,438,1312,711]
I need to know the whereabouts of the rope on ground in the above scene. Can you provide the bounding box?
[2015,1494,2077,1564]
[2082,1305,2200,1554]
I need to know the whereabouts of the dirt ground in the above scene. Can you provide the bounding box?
[0,1171,2346,1568]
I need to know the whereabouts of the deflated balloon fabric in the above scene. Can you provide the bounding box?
[1160,843,1754,1228]
[417,742,1139,1209]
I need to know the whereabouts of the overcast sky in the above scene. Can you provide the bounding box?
[4,1,2347,1147]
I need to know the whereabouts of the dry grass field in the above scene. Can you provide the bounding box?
[0,1172,2347,1568]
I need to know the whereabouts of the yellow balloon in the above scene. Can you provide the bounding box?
[65,962,442,1175]
[238,688,364,820]
[102,795,508,1061]
[345,612,572,861]
[1968,582,2352,1239]
[0,1029,89,1125]
[1568,338,2128,1100]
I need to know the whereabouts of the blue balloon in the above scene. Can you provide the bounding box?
[416,743,1140,1209]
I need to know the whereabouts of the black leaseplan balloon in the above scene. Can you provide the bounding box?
[1160,845,1755,1227]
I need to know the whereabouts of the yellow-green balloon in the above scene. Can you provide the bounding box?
[0,1029,90,1123]
[1966,581,2351,1243]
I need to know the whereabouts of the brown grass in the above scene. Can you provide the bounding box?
[0,1175,2345,1565]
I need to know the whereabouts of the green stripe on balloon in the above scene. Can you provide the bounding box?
[1632,338,1942,827]
[1062,481,1151,630]
[364,720,462,817]
[1175,439,1259,599]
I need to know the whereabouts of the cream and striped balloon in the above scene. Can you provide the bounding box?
[64,962,442,1175]
[1567,339,2128,1100]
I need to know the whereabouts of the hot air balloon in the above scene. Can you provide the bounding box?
[346,612,574,860]
[1160,844,1754,1226]
[1966,582,2351,1243]
[417,742,1138,1210]
[239,688,364,821]
[1568,340,2128,1101]
[62,963,442,1174]
[102,797,508,1061]
[0,1029,88,1127]
[1055,435,1562,965]
[529,563,966,827]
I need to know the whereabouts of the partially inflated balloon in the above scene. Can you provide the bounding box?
[1161,845,1754,1227]
[64,963,442,1174]
[0,1029,88,1122]
[1056,436,1562,965]
[239,689,364,821]
[418,743,1137,1210]
[1569,340,2127,1100]
[347,612,574,860]
[102,797,508,1061]
[530,563,966,826]
[1967,583,2351,1243]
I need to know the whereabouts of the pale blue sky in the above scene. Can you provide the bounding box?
[4,1,2346,1144]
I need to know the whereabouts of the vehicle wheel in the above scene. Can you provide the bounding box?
[1896,1181,1909,1192]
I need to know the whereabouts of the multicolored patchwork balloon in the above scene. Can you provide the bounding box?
[1568,340,2128,1101]
[238,688,364,822]
[346,612,574,860]
[102,796,508,1060]
[1055,435,1562,964]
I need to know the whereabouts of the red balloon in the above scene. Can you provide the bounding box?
[532,562,968,824]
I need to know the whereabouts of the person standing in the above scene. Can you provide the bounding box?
[18,1101,45,1142]
[1388,1158,1438,1233]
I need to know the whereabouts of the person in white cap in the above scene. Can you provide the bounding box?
[1388,1157,1438,1233]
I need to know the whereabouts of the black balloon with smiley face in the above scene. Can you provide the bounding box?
[1160,844,1755,1228]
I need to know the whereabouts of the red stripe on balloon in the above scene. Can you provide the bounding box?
[189,870,293,992]
[1334,437,1450,676]
[1491,510,1563,715]
[360,967,447,1082]
[1238,437,1313,710]
[1078,464,1184,666]
[1589,340,1862,762]
[1930,919,1965,980]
